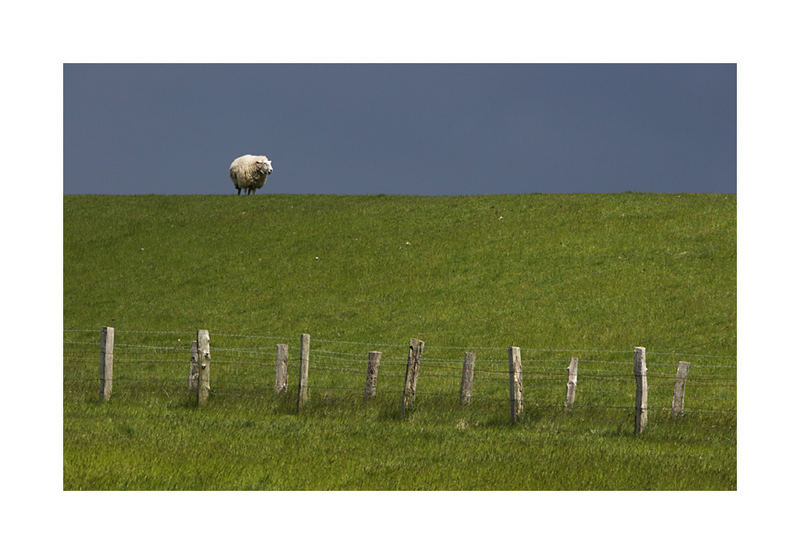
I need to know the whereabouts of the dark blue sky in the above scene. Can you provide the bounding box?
[64,64,735,195]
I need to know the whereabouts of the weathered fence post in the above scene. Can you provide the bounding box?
[188,340,199,393]
[460,352,476,405]
[274,343,289,394]
[99,326,114,402]
[196,329,211,406]
[508,346,523,423]
[297,333,310,411]
[401,338,424,418]
[634,346,648,434]
[364,351,381,398]
[564,356,578,409]
[671,361,691,418]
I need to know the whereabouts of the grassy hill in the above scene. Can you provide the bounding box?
[63,193,736,489]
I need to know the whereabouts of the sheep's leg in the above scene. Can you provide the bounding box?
[237,188,241,196]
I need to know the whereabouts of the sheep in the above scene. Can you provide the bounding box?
[229,154,273,195]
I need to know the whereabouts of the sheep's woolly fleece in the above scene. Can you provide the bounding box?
[229,155,273,195]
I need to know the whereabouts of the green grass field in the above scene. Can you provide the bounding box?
[63,193,736,490]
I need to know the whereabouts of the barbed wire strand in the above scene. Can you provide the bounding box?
[65,330,735,358]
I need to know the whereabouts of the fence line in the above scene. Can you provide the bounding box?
[64,327,736,434]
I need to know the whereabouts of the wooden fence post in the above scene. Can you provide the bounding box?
[99,326,114,402]
[297,333,310,411]
[508,346,523,423]
[671,361,691,418]
[274,343,289,394]
[564,356,578,409]
[364,351,381,398]
[196,330,210,406]
[401,338,424,418]
[634,346,648,434]
[460,352,476,405]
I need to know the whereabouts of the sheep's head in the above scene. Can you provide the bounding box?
[256,157,273,176]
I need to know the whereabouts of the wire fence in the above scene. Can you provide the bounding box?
[64,328,737,429]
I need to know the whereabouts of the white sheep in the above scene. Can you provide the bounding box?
[229,154,273,195]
